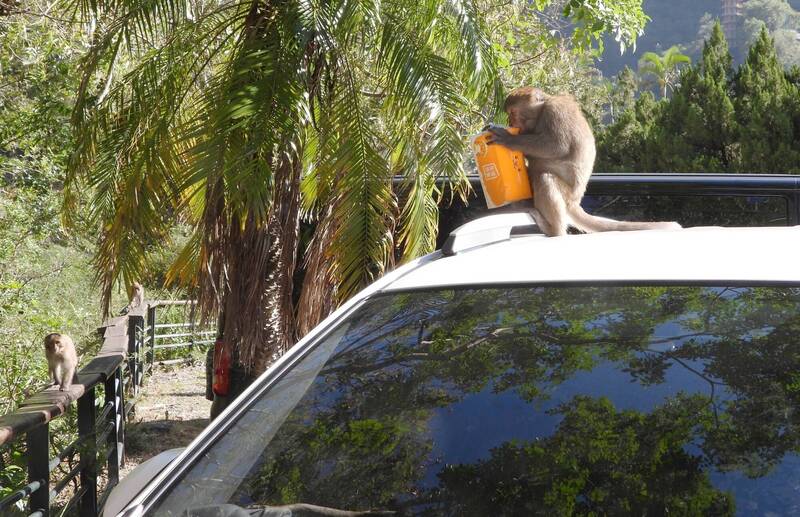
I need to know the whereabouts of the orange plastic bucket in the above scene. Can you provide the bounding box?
[472,127,532,209]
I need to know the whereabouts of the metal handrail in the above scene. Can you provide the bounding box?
[0,300,216,517]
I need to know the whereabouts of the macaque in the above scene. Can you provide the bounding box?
[44,333,78,391]
[487,87,681,236]
[120,282,144,315]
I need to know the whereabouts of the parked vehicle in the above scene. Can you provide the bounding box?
[109,210,800,516]
[204,173,800,416]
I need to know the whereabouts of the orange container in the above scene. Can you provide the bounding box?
[472,127,532,209]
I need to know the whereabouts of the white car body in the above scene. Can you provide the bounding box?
[112,213,800,516]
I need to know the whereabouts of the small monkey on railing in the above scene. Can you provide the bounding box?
[120,281,144,315]
[44,333,77,391]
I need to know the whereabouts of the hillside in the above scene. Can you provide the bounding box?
[598,0,800,76]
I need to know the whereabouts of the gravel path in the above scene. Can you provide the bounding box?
[120,363,211,478]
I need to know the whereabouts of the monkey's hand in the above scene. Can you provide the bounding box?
[484,124,513,146]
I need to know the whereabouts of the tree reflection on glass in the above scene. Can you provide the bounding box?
[433,395,734,516]
[156,286,800,516]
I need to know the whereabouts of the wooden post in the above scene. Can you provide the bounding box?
[104,368,123,486]
[147,305,156,370]
[78,388,97,517]
[26,423,49,517]
[127,314,144,393]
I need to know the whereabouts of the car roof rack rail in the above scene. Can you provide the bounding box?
[442,212,541,256]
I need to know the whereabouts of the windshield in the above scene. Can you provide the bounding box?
[151,286,800,516]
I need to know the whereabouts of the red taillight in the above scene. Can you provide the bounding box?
[212,339,231,396]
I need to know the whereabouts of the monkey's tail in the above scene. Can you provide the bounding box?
[567,204,682,233]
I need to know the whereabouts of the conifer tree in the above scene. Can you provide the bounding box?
[646,23,737,172]
[784,66,800,151]
[787,66,800,89]
[611,67,639,118]
[734,27,800,172]
[596,92,658,172]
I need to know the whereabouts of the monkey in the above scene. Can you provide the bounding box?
[120,281,144,315]
[44,333,78,391]
[487,87,681,237]
[129,282,144,309]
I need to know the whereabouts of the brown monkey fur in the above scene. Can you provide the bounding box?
[129,282,144,309]
[44,333,78,391]
[488,87,681,236]
[121,281,144,315]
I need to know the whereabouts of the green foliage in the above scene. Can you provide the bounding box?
[595,91,657,171]
[646,25,738,172]
[741,0,800,68]
[734,27,800,171]
[562,0,649,54]
[0,189,101,412]
[0,13,82,175]
[0,445,26,502]
[611,66,639,115]
[597,22,800,173]
[66,0,650,369]
[0,7,101,414]
[0,9,109,504]
[637,45,691,98]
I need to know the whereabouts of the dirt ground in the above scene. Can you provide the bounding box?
[120,362,211,478]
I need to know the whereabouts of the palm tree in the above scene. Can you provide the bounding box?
[64,0,499,374]
[64,0,649,387]
[638,46,691,98]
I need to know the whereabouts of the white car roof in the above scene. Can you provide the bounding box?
[383,214,800,291]
[121,213,800,516]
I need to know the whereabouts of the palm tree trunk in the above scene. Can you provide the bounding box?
[253,154,302,372]
[219,0,305,376]
[295,204,338,338]
[209,153,302,415]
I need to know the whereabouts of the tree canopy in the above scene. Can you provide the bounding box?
[65,0,649,371]
[597,22,800,174]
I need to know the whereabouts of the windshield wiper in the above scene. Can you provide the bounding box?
[185,502,395,517]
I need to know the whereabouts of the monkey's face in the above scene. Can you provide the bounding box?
[44,334,64,353]
[506,106,523,129]
[506,102,542,132]
[505,88,545,132]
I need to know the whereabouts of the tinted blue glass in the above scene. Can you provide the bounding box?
[153,286,800,516]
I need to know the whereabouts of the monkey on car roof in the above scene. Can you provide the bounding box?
[488,87,681,237]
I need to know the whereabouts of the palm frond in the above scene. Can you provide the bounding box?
[327,62,395,301]
[66,4,247,314]
[397,166,439,262]
[66,0,502,371]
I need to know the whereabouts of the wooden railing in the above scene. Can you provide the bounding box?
[0,300,215,517]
